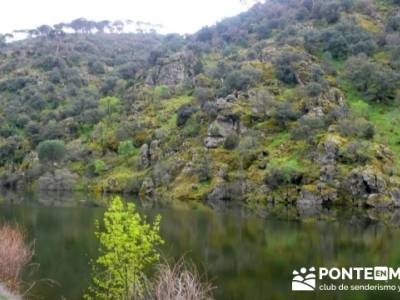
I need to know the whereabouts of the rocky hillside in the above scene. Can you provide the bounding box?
[0,0,400,210]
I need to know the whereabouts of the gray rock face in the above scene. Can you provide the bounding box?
[139,141,163,168]
[363,188,400,208]
[366,193,393,208]
[204,114,240,148]
[297,184,338,207]
[146,51,197,86]
[375,144,393,161]
[390,210,400,227]
[138,144,150,169]
[140,177,155,198]
[157,60,185,86]
[297,190,324,206]
[207,181,244,203]
[207,185,227,202]
[317,135,341,166]
[390,188,400,207]
[149,140,162,163]
[38,169,78,191]
[320,164,336,182]
[204,136,225,148]
[346,167,387,203]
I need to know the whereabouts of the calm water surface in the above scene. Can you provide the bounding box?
[1,191,400,300]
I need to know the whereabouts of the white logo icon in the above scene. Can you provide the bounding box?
[374,267,388,281]
[292,267,316,291]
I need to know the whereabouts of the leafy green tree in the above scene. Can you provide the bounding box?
[93,159,106,175]
[224,67,262,92]
[250,90,274,120]
[345,55,400,103]
[36,140,66,166]
[320,1,341,24]
[86,196,163,300]
[99,96,121,122]
[273,102,300,129]
[274,52,303,84]
[177,105,198,127]
[118,140,135,157]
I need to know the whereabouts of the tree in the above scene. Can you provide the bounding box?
[274,52,303,84]
[118,140,135,157]
[93,159,106,175]
[176,105,198,127]
[99,96,121,122]
[85,197,163,300]
[250,90,274,120]
[224,67,262,92]
[345,55,400,103]
[273,102,300,129]
[320,1,340,23]
[112,20,124,33]
[37,140,66,166]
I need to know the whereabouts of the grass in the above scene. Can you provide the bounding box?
[341,81,400,168]
[354,13,380,33]
[0,224,32,293]
[152,258,215,300]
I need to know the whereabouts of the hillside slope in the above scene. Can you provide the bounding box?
[0,0,400,211]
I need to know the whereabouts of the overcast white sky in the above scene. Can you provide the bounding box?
[0,0,254,35]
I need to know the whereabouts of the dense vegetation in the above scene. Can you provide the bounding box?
[1,0,400,209]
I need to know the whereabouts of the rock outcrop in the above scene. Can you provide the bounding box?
[146,51,198,86]
[140,177,155,199]
[203,94,243,148]
[38,169,78,191]
[138,144,150,169]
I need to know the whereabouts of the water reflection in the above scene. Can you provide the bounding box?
[0,191,400,299]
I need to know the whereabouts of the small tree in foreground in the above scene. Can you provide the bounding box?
[85,197,163,300]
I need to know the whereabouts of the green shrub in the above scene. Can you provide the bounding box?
[93,159,106,175]
[264,166,303,190]
[176,105,198,127]
[118,140,135,157]
[274,52,303,84]
[224,133,240,150]
[85,197,163,300]
[344,55,399,103]
[183,117,201,137]
[37,140,66,165]
[338,141,371,164]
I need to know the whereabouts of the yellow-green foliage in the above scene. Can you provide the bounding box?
[354,13,380,33]
[97,167,142,193]
[85,196,163,300]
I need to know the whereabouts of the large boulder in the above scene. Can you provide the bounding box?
[345,167,387,204]
[140,177,155,199]
[390,188,400,207]
[204,114,240,148]
[366,193,393,208]
[149,140,162,163]
[367,188,400,208]
[138,144,150,169]
[146,51,198,86]
[297,183,338,207]
[38,169,78,191]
